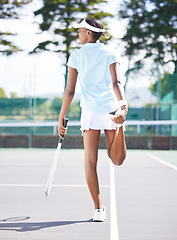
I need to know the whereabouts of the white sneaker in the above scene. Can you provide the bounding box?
[93,206,106,222]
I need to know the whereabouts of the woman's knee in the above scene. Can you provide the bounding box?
[85,159,97,170]
[112,157,124,166]
[85,154,98,170]
[110,152,126,166]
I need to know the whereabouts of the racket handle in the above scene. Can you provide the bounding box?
[59,118,68,143]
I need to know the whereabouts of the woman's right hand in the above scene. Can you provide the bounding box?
[58,117,67,139]
[111,105,128,125]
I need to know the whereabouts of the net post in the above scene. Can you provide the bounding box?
[53,126,57,135]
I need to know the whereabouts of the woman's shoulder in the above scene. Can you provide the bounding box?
[69,47,83,58]
[100,44,116,56]
[100,46,119,62]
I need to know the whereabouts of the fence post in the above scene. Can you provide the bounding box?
[28,127,32,148]
[147,125,152,150]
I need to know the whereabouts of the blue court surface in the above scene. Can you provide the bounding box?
[0,149,177,240]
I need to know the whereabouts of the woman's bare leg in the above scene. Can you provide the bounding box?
[83,129,102,209]
[105,126,126,165]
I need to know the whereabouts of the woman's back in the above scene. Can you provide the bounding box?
[68,42,118,112]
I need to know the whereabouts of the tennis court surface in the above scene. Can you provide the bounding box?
[0,149,177,240]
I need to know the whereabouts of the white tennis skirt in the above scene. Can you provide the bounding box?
[80,108,125,134]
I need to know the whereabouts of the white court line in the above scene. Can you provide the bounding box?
[147,153,177,172]
[0,184,110,187]
[110,162,119,240]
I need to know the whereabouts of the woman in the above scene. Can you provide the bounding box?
[58,18,128,222]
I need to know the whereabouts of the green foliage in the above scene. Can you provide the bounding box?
[0,0,31,55]
[0,0,31,19]
[10,92,18,99]
[67,100,81,119]
[32,0,113,93]
[0,87,7,98]
[0,93,80,119]
[149,72,177,100]
[51,97,81,119]
[51,97,63,114]
[0,88,18,99]
[119,0,177,74]
[0,98,47,117]
[33,0,113,60]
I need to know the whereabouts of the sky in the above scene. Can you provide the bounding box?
[0,0,153,101]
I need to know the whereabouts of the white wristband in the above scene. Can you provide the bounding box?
[118,100,128,108]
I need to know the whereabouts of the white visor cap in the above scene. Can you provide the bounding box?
[73,19,106,33]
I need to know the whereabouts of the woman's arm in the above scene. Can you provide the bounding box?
[58,67,78,138]
[110,62,125,101]
[110,62,128,124]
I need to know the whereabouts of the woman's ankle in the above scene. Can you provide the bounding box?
[94,203,102,209]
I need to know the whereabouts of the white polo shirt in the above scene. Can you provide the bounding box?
[67,42,119,113]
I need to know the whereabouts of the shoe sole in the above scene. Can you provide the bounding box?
[93,215,106,222]
[93,206,106,222]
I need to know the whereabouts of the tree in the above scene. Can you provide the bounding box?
[119,0,177,87]
[10,92,18,99]
[0,0,31,55]
[150,72,177,100]
[0,87,7,98]
[32,0,113,90]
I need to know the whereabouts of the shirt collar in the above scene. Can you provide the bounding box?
[83,42,103,48]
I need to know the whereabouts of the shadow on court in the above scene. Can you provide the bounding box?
[0,217,92,232]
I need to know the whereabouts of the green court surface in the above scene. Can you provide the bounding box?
[147,150,177,168]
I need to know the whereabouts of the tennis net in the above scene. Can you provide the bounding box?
[0,120,177,149]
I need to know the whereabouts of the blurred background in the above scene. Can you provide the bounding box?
[0,0,177,149]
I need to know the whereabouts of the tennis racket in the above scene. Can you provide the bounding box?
[45,118,68,196]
